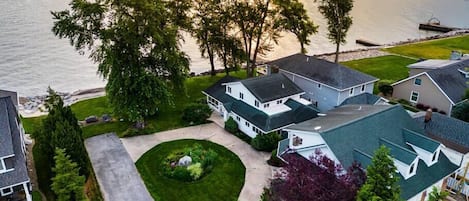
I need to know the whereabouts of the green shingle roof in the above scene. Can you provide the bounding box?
[403,128,440,153]
[379,138,417,165]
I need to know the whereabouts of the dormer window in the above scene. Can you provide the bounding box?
[277,99,283,104]
[361,85,366,92]
[239,93,244,100]
[227,86,231,93]
[349,88,354,96]
[432,152,437,161]
[255,100,259,107]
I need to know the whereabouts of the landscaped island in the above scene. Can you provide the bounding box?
[136,139,246,201]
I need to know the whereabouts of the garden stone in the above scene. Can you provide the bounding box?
[178,155,192,166]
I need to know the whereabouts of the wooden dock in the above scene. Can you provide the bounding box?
[419,23,458,33]
[356,39,381,47]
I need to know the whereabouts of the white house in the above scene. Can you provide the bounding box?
[278,104,459,201]
[0,93,32,201]
[264,54,379,112]
[202,74,319,138]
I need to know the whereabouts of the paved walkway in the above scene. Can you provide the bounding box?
[121,123,272,201]
[85,133,153,201]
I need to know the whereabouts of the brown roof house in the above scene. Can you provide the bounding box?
[392,53,469,115]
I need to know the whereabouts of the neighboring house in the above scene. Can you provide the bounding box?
[0,89,18,109]
[0,95,32,201]
[278,104,459,201]
[339,92,388,106]
[265,53,378,112]
[392,57,469,115]
[202,74,319,138]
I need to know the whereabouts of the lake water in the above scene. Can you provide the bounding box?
[1,0,468,96]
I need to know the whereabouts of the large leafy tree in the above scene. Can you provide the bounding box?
[317,0,353,63]
[452,101,469,122]
[274,0,318,53]
[357,145,400,201]
[268,151,365,201]
[51,0,190,127]
[51,148,86,201]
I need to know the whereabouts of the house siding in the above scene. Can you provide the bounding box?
[337,82,375,106]
[392,74,452,114]
[280,70,340,112]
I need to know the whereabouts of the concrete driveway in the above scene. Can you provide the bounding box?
[121,123,272,201]
[85,133,153,201]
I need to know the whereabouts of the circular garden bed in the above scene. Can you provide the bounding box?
[136,139,246,201]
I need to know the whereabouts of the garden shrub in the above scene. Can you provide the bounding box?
[397,99,410,105]
[224,117,238,134]
[416,103,424,110]
[182,103,212,125]
[162,144,218,181]
[267,149,285,167]
[251,133,281,152]
[187,163,203,180]
[377,80,393,96]
[431,107,438,112]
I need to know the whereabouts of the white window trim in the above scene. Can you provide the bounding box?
[317,84,321,89]
[1,187,13,196]
[255,100,259,107]
[349,88,354,96]
[227,87,231,93]
[361,85,365,92]
[410,91,419,103]
[0,159,5,172]
[414,78,422,86]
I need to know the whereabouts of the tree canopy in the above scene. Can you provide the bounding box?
[452,101,469,123]
[51,148,86,201]
[317,0,353,63]
[357,145,400,201]
[51,0,190,125]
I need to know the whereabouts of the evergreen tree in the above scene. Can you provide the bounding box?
[317,0,353,63]
[452,101,469,123]
[357,146,400,201]
[428,186,449,201]
[51,148,86,201]
[51,0,190,127]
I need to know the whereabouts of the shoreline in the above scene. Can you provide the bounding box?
[19,30,469,117]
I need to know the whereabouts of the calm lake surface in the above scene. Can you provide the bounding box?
[1,0,468,96]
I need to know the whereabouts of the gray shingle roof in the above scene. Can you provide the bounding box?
[0,97,30,188]
[414,112,469,153]
[288,104,457,200]
[0,90,18,109]
[267,54,378,90]
[425,59,469,103]
[339,92,382,106]
[203,76,318,132]
[240,73,304,103]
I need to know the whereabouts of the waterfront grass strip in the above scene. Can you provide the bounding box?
[385,35,469,59]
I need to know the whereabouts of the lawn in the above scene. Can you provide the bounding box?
[341,55,417,93]
[385,35,469,59]
[136,139,246,201]
[22,70,246,138]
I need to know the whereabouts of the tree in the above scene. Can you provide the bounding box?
[463,88,469,100]
[317,0,353,63]
[51,0,190,128]
[357,145,400,201]
[270,151,365,201]
[274,0,318,53]
[51,148,86,201]
[452,101,469,123]
[428,186,449,201]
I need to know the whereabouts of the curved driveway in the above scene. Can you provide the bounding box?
[121,123,272,201]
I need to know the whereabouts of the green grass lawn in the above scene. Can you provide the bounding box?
[136,140,246,201]
[22,70,246,138]
[342,55,416,83]
[32,191,42,201]
[385,35,469,59]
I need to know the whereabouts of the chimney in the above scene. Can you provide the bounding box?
[424,108,432,123]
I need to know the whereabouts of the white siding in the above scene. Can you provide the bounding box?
[230,112,260,138]
[298,146,341,165]
[394,157,419,180]
[287,130,326,150]
[225,82,258,107]
[337,82,375,106]
[408,144,440,166]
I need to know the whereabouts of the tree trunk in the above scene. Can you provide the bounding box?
[251,0,270,78]
[207,43,216,76]
[334,42,340,63]
[300,42,306,54]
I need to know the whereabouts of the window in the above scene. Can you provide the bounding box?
[227,86,232,93]
[409,163,415,174]
[255,100,259,107]
[318,84,321,89]
[361,85,365,92]
[349,88,354,96]
[1,187,12,196]
[245,122,250,127]
[410,91,419,103]
[277,99,283,104]
[239,93,244,100]
[264,103,270,108]
[414,78,422,86]
[236,116,241,122]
